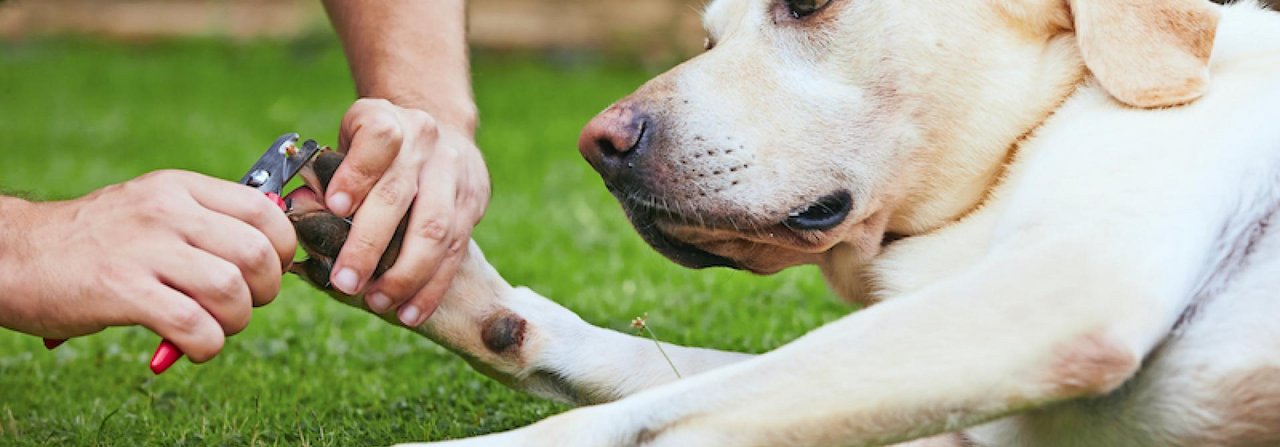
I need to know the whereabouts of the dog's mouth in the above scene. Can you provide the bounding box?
[618,201,741,270]
[614,190,857,272]
[634,222,741,270]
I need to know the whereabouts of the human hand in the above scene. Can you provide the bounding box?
[320,98,490,327]
[0,171,296,362]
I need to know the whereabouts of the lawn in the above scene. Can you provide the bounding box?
[0,36,847,446]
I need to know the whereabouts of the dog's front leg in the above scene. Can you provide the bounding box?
[306,235,753,406]
[381,241,752,405]
[405,231,1204,447]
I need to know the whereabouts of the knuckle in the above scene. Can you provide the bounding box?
[240,238,277,269]
[346,160,382,185]
[402,107,429,122]
[407,110,438,137]
[349,98,389,117]
[371,179,411,206]
[138,195,186,223]
[349,231,385,255]
[360,114,403,144]
[447,238,466,255]
[414,217,450,243]
[167,301,207,333]
[435,145,460,163]
[210,264,247,300]
[242,197,276,224]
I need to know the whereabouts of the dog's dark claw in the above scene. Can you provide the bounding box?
[290,258,334,290]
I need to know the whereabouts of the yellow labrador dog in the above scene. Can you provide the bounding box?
[285,0,1280,445]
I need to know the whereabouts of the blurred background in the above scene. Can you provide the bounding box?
[0,0,709,63]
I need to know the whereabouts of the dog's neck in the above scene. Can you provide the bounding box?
[888,36,1087,237]
[821,35,1089,304]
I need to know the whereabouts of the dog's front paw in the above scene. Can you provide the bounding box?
[284,149,404,309]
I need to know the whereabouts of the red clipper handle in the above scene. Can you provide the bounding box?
[149,340,183,374]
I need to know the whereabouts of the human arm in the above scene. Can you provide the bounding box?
[320,0,490,327]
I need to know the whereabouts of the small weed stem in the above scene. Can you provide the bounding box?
[632,313,682,379]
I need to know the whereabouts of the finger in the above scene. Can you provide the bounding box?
[397,235,467,327]
[154,246,254,336]
[182,211,285,307]
[178,175,297,270]
[364,159,460,313]
[128,283,227,363]
[329,109,440,295]
[330,166,418,295]
[327,101,404,217]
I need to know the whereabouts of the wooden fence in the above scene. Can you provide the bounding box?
[0,0,709,56]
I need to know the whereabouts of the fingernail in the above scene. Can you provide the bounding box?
[368,292,392,313]
[333,268,360,294]
[398,305,422,327]
[328,192,352,216]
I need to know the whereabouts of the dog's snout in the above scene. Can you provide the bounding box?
[578,104,649,183]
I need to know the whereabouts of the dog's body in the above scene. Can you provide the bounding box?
[286,1,1280,445]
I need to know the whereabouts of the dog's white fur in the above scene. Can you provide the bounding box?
[327,1,1280,445]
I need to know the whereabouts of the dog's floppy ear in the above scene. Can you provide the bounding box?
[1068,0,1220,108]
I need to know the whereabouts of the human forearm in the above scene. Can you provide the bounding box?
[317,1,490,327]
[322,0,477,134]
[0,195,40,333]
[0,195,30,259]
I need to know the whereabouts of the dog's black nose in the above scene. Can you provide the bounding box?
[579,104,649,185]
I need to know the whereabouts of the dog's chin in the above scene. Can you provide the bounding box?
[653,221,836,274]
[629,217,742,270]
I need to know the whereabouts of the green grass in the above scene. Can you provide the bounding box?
[0,37,848,446]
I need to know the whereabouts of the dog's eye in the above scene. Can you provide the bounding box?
[783,0,831,18]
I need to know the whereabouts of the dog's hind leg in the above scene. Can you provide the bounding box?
[288,150,750,405]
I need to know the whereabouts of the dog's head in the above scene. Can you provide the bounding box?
[579,0,1219,275]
